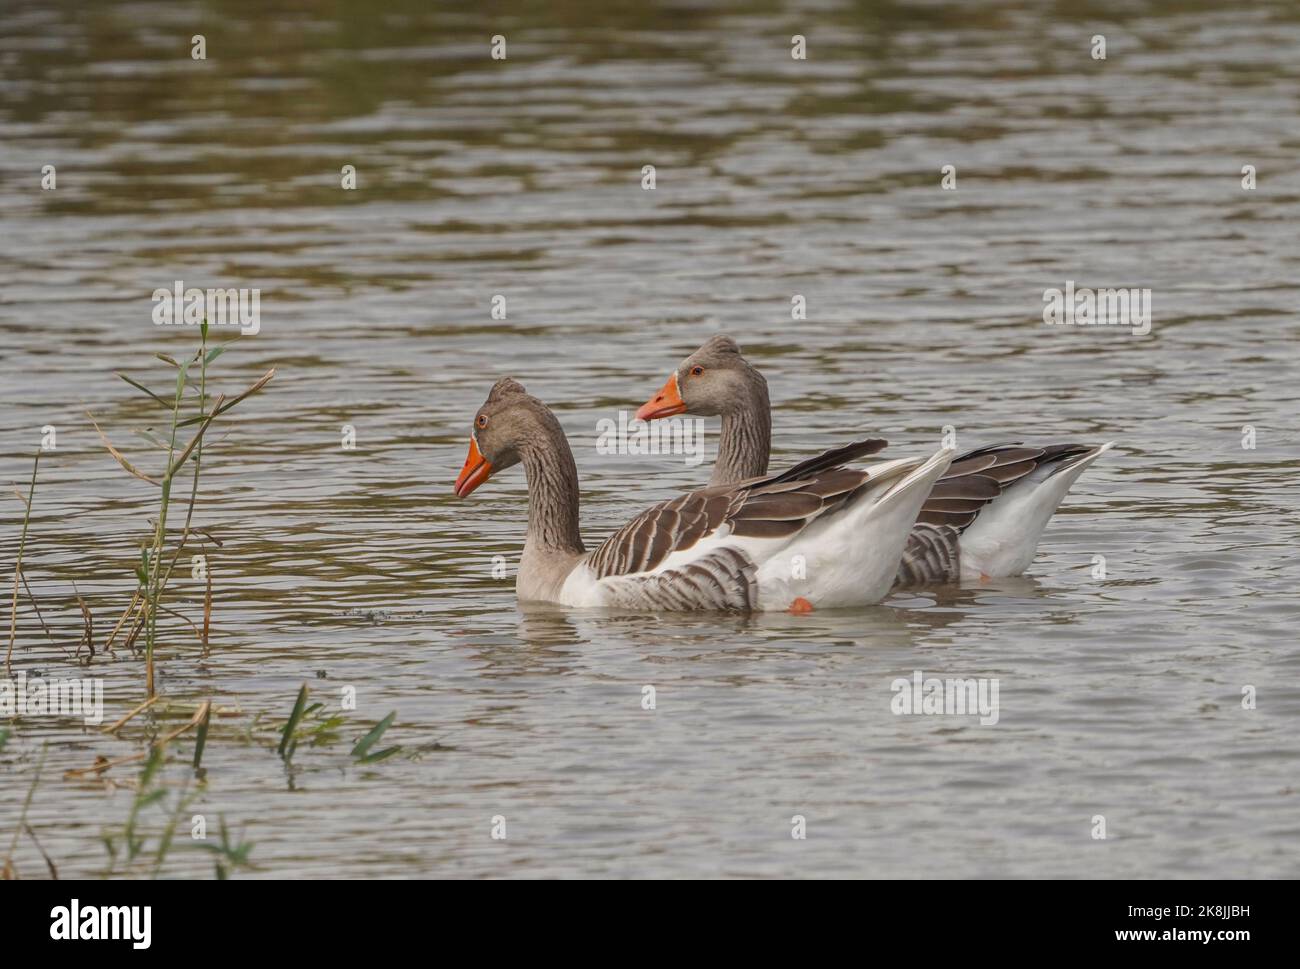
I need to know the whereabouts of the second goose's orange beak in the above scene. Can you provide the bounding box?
[454,436,492,497]
[635,372,686,422]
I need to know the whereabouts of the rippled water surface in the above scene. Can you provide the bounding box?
[2,0,1299,878]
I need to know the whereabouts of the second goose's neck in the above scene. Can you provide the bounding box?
[711,373,771,485]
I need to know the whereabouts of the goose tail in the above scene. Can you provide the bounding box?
[956,441,1114,579]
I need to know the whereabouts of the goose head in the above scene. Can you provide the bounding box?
[634,334,764,421]
[453,377,534,497]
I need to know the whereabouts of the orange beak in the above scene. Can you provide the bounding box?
[634,372,687,422]
[454,435,493,497]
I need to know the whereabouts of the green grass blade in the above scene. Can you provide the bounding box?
[115,372,172,408]
[278,684,309,759]
[175,360,190,399]
[132,428,173,451]
[350,712,396,761]
[192,702,212,770]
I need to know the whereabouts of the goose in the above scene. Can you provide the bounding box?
[453,377,955,611]
[633,335,1113,586]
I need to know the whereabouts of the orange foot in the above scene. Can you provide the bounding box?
[979,572,992,583]
[789,596,814,614]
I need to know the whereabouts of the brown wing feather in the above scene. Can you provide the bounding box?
[730,518,807,540]
[918,442,1094,535]
[984,459,1039,484]
[944,454,999,478]
[927,477,1001,501]
[587,440,882,580]
[763,438,886,486]
[921,498,989,514]
[730,491,826,521]
[916,509,978,530]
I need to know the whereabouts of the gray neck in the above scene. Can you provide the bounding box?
[518,414,585,558]
[710,371,771,485]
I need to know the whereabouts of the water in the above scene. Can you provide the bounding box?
[2,0,1299,878]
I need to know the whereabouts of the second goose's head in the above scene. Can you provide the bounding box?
[634,334,767,421]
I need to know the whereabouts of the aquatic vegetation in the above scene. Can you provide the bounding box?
[100,746,179,876]
[277,683,315,759]
[90,321,274,697]
[56,684,396,878]
[65,700,212,780]
[1,744,47,879]
[192,700,212,771]
[3,330,401,881]
[99,745,255,880]
[351,711,399,764]
[269,684,400,764]
[194,816,256,881]
[4,452,40,676]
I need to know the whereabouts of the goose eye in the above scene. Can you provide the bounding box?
[690,366,704,376]
[476,415,488,429]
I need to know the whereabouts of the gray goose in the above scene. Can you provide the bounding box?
[634,335,1113,586]
[453,377,955,611]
